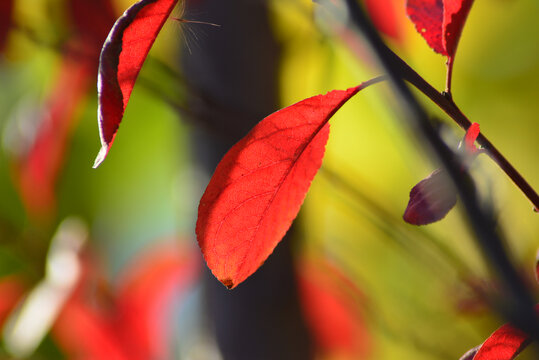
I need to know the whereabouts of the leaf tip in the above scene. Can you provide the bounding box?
[221,278,235,290]
[92,146,108,168]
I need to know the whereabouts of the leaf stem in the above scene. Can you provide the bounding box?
[387,50,539,211]
[445,56,454,96]
[342,0,539,338]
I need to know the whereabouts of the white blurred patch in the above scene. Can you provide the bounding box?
[3,217,87,358]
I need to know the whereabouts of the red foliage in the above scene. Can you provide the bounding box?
[196,86,364,289]
[406,0,474,58]
[54,242,199,360]
[297,259,370,359]
[471,314,535,360]
[0,0,13,52]
[13,0,117,218]
[15,56,92,218]
[0,276,25,325]
[365,0,405,43]
[94,0,179,168]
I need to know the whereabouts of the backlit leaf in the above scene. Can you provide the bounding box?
[94,0,178,168]
[406,0,474,58]
[196,85,371,289]
[406,0,445,55]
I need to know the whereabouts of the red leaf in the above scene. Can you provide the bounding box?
[406,0,445,55]
[442,0,474,58]
[196,85,370,289]
[406,0,474,58]
[94,0,178,168]
[0,0,13,52]
[464,122,480,153]
[297,259,370,358]
[471,318,535,360]
[403,168,457,225]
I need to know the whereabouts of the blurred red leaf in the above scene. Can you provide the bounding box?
[54,302,130,360]
[16,56,92,218]
[14,1,117,219]
[297,258,370,358]
[94,0,179,168]
[196,85,368,289]
[115,243,200,359]
[0,276,25,325]
[0,0,13,52]
[54,241,199,360]
[406,0,474,58]
[403,168,457,225]
[365,0,405,43]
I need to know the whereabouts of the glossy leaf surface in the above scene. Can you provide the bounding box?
[196,86,362,289]
[94,0,178,167]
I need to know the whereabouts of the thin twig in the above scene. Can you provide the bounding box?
[342,0,539,338]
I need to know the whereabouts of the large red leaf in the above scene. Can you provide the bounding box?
[196,81,383,289]
[94,0,178,168]
[0,0,13,52]
[406,0,474,58]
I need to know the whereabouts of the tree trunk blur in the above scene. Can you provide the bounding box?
[180,1,313,359]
